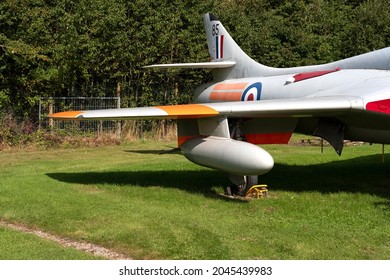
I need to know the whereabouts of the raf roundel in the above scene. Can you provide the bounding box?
[241,82,262,101]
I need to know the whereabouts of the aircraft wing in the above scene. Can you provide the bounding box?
[209,96,364,118]
[50,96,364,120]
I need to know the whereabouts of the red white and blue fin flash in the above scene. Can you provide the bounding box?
[215,35,224,59]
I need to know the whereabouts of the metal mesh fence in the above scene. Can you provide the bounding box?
[39,97,121,135]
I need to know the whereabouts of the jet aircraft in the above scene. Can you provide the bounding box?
[51,13,390,196]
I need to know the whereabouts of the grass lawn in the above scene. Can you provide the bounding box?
[0,140,389,259]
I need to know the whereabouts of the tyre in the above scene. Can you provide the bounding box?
[238,175,258,196]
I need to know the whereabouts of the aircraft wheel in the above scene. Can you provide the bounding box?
[238,175,258,196]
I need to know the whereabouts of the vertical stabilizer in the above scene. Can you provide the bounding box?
[204,13,231,61]
[203,13,272,80]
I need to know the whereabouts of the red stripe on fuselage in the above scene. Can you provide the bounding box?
[210,82,248,101]
[293,68,341,83]
[245,133,292,145]
[210,91,242,101]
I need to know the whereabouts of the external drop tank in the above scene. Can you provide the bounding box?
[180,136,274,176]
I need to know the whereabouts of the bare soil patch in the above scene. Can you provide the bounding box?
[0,220,131,260]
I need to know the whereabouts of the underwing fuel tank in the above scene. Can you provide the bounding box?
[180,137,274,175]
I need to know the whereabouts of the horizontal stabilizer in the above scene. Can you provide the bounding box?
[144,61,236,69]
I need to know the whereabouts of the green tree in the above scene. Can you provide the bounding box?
[2,0,390,127]
[340,0,390,56]
[0,0,56,118]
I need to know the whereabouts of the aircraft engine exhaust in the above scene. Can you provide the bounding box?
[180,136,274,176]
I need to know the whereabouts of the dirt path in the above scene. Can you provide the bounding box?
[0,220,131,260]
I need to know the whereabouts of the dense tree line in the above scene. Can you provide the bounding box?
[1,0,390,123]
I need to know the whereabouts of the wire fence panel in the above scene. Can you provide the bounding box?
[39,97,121,135]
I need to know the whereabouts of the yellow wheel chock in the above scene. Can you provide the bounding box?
[245,184,268,199]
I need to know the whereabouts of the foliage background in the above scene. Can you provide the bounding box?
[1,0,390,127]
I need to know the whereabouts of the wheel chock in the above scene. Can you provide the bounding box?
[245,185,268,199]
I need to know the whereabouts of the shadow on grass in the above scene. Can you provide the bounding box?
[47,169,237,201]
[263,154,390,199]
[47,154,390,200]
[123,148,181,155]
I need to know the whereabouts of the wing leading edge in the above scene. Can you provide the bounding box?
[50,104,219,120]
[50,96,364,120]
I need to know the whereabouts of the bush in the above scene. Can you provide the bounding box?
[0,112,176,151]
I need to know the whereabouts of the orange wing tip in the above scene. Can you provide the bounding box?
[156,104,219,118]
[49,111,85,119]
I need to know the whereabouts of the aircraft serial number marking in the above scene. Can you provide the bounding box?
[212,24,220,36]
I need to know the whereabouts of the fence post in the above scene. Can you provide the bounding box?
[38,97,42,130]
[116,95,121,137]
[48,98,54,129]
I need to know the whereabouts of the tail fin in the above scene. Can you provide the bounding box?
[203,13,272,80]
[145,13,274,79]
[204,13,238,62]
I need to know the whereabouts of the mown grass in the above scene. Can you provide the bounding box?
[0,140,389,259]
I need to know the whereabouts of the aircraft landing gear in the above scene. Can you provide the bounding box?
[238,175,258,196]
[224,119,269,198]
[225,175,259,197]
